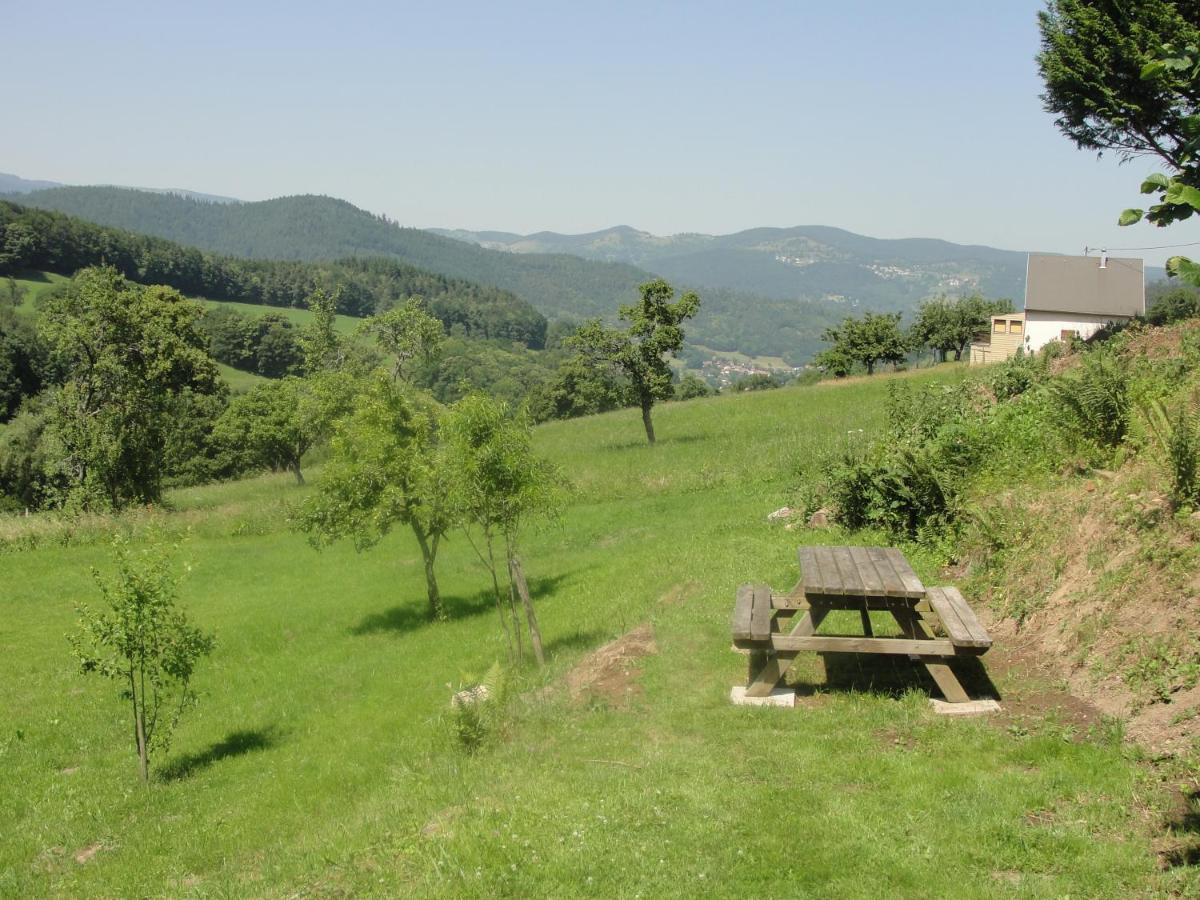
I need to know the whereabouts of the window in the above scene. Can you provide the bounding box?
[994,320,1005,333]
[1060,329,1078,340]
[1009,320,1023,334]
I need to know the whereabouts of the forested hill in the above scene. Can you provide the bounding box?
[0,201,547,346]
[431,224,1030,307]
[5,187,653,325]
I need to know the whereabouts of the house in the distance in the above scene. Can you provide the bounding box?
[969,253,1144,364]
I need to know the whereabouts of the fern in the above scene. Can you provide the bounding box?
[1050,353,1130,448]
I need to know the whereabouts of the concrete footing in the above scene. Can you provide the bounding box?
[929,698,1002,716]
[730,686,796,708]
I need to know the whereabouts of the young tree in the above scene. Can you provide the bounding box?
[358,297,445,381]
[441,394,565,665]
[567,279,700,444]
[816,312,907,376]
[1038,2,1200,278]
[675,373,714,400]
[213,374,350,484]
[298,287,345,374]
[70,537,215,783]
[3,276,27,309]
[296,376,453,621]
[39,268,219,510]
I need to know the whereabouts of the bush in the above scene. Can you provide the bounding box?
[988,351,1047,400]
[449,662,507,753]
[1049,351,1130,451]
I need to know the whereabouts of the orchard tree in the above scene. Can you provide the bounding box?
[358,297,445,381]
[70,537,215,783]
[441,394,566,665]
[39,267,219,510]
[567,279,700,444]
[299,287,345,374]
[1038,1,1200,279]
[816,311,907,376]
[214,374,351,484]
[910,294,1013,362]
[297,377,453,621]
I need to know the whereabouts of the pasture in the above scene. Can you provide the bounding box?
[1,368,1192,897]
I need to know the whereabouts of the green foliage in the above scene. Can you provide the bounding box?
[1142,397,1200,509]
[525,353,628,423]
[441,394,566,663]
[729,372,783,392]
[674,373,714,400]
[567,279,700,444]
[358,297,444,381]
[1145,285,1200,325]
[0,200,547,346]
[0,303,50,421]
[0,397,57,511]
[449,662,508,753]
[38,268,220,510]
[199,305,301,378]
[1049,351,1131,452]
[296,376,452,620]
[816,311,907,376]
[988,349,1049,400]
[909,293,1013,361]
[69,536,215,782]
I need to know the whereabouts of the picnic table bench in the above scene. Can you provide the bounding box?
[732,545,992,703]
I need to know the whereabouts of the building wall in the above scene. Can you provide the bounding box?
[969,314,1025,364]
[1024,311,1130,352]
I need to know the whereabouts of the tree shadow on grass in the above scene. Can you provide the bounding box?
[603,433,705,451]
[792,652,1002,702]
[543,628,608,658]
[159,726,281,781]
[350,572,576,637]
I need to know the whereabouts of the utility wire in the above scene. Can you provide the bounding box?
[1088,239,1200,252]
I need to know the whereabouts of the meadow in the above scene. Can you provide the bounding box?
[2,367,1194,897]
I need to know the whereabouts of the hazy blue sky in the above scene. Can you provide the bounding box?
[5,0,1196,264]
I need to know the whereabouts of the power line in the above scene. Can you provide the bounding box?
[1087,240,1200,252]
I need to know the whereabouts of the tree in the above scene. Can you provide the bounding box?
[358,297,445,381]
[70,537,215,783]
[38,268,219,510]
[298,287,345,374]
[526,354,629,422]
[675,373,714,400]
[910,294,1013,362]
[441,394,565,665]
[1147,284,1200,324]
[214,375,349,484]
[3,276,27,309]
[567,279,700,444]
[296,377,453,621]
[1038,2,1200,279]
[816,312,907,376]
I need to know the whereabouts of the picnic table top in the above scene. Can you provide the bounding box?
[798,545,926,600]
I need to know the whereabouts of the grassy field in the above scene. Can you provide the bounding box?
[195,297,362,335]
[1,367,1194,897]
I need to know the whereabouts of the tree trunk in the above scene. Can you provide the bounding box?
[640,399,656,445]
[508,553,544,666]
[953,347,963,361]
[291,460,305,485]
[487,537,522,660]
[130,669,148,783]
[866,360,875,375]
[411,524,444,621]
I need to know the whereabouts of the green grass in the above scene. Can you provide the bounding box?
[196,297,361,335]
[7,270,69,314]
[215,362,270,393]
[1,367,1193,897]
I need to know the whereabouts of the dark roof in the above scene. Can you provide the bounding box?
[1024,253,1144,317]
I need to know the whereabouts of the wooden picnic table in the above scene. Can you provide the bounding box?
[732,545,992,703]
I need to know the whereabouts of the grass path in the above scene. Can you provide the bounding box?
[1,368,1193,896]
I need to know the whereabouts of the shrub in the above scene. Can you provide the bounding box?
[1049,351,1130,450]
[988,350,1047,400]
[449,662,507,753]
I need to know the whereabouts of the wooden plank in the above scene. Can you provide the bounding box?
[745,608,828,697]
[798,546,836,596]
[859,608,874,637]
[830,546,866,596]
[865,546,907,598]
[731,584,754,641]
[769,635,956,655]
[750,585,772,642]
[882,547,926,598]
[940,586,992,649]
[848,546,885,596]
[926,587,975,647]
[924,660,971,703]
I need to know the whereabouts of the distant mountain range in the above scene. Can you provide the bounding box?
[0,173,238,204]
[431,224,1031,306]
[6,178,1155,363]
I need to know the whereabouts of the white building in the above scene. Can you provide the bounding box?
[970,253,1144,364]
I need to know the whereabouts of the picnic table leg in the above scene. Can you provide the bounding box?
[889,608,970,704]
[745,608,828,698]
[859,607,874,637]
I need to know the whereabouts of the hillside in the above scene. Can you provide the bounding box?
[4,186,968,363]
[432,223,1031,306]
[2,367,1197,895]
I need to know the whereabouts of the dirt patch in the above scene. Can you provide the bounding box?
[420,805,464,839]
[73,842,103,865]
[565,624,657,707]
[658,581,702,606]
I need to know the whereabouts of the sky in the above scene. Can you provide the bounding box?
[4,0,1197,266]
